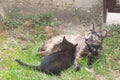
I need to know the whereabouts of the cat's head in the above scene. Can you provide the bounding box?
[59,36,78,52]
[85,23,107,55]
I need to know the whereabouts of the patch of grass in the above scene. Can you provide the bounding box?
[110,24,120,34]
[0,9,57,29]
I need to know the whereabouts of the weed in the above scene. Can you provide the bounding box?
[110,24,120,34]
[0,9,57,29]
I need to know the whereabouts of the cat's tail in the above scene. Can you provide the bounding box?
[15,59,41,71]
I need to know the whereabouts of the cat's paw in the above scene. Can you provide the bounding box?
[74,63,80,71]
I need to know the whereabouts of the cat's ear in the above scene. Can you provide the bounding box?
[101,30,107,39]
[62,36,67,43]
[89,23,95,31]
[74,44,78,48]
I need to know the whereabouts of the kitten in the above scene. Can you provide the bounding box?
[16,37,78,75]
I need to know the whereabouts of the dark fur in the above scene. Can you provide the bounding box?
[74,24,107,70]
[84,24,107,66]
[16,37,78,75]
[85,44,102,65]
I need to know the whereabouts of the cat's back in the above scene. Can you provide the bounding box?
[40,34,85,56]
[40,51,72,69]
[44,34,84,47]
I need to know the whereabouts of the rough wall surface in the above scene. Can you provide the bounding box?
[0,0,103,25]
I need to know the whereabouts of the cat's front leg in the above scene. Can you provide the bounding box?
[74,50,82,71]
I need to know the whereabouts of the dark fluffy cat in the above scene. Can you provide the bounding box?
[15,37,78,75]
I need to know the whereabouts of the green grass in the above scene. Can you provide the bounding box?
[0,26,120,80]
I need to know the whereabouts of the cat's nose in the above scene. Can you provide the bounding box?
[85,39,88,41]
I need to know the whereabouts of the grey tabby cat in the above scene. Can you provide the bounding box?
[38,24,107,71]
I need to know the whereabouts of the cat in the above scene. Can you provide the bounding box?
[16,37,78,75]
[38,23,107,71]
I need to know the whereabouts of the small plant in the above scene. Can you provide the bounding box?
[30,14,56,27]
[110,24,120,34]
[0,9,57,29]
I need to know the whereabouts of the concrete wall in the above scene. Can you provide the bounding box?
[0,0,103,25]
